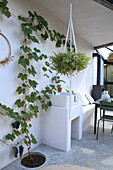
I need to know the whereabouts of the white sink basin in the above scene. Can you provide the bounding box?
[50,92,77,107]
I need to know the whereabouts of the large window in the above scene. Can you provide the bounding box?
[104,64,113,97]
[94,45,113,97]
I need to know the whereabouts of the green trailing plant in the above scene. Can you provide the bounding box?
[50,50,91,76]
[50,49,91,120]
[0,2,67,159]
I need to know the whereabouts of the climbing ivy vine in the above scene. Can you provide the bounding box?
[0,0,66,158]
[0,0,11,18]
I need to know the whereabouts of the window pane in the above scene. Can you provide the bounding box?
[105,85,113,97]
[98,48,111,60]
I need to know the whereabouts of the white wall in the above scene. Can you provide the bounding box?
[0,0,95,168]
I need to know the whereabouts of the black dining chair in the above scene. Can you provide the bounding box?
[96,101,113,140]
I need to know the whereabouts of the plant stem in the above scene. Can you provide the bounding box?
[0,139,13,146]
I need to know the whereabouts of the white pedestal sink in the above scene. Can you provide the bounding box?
[49,92,77,107]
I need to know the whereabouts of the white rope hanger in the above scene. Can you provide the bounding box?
[64,3,77,53]
[64,2,77,119]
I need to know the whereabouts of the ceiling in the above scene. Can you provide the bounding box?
[36,0,113,47]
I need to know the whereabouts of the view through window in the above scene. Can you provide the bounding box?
[96,46,113,97]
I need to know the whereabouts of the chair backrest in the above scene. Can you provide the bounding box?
[100,101,113,111]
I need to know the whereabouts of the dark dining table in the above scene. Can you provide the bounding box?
[93,98,112,134]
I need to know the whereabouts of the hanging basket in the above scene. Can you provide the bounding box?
[50,51,90,76]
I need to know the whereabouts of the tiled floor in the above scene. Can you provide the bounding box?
[2,121,113,170]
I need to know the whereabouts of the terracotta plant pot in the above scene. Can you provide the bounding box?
[58,87,62,92]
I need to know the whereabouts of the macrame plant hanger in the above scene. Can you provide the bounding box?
[64,2,77,119]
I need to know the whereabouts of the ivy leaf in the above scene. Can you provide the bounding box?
[21,121,28,128]
[1,0,8,5]
[28,79,38,89]
[41,101,52,111]
[26,95,35,103]
[28,35,39,43]
[30,134,37,144]
[16,86,25,94]
[0,1,11,18]
[37,23,43,31]
[28,65,37,76]
[39,55,43,60]
[42,67,47,72]
[29,124,32,128]
[13,130,21,136]
[18,73,28,81]
[1,6,11,18]
[28,23,38,31]
[34,12,48,28]
[22,26,32,35]
[39,54,47,60]
[41,103,46,110]
[44,94,50,99]
[50,33,55,41]
[37,95,43,102]
[24,139,28,146]
[6,133,15,141]
[33,112,38,118]
[45,61,50,67]
[12,147,18,158]
[45,86,53,94]
[34,11,42,23]
[56,40,62,47]
[7,110,15,119]
[43,74,49,78]
[41,31,48,40]
[34,105,39,112]
[26,92,37,103]
[41,90,46,95]
[42,54,47,59]
[49,69,52,73]
[15,99,25,108]
[50,84,56,90]
[21,111,25,115]
[34,48,41,53]
[28,52,39,61]
[29,104,34,111]
[41,18,48,28]
[20,45,31,53]
[29,105,39,114]
[18,15,27,22]
[47,101,52,107]
[28,11,34,21]
[24,112,30,120]
[18,56,29,68]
